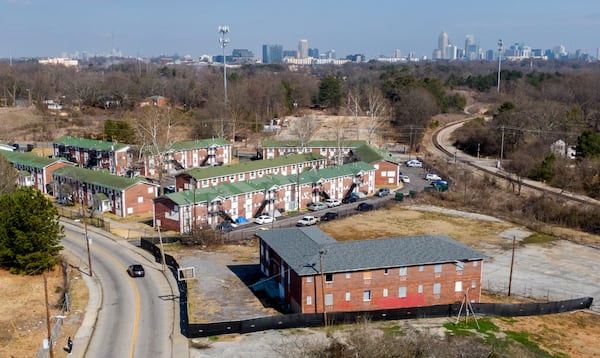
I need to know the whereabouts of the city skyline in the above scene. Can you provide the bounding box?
[2,0,599,60]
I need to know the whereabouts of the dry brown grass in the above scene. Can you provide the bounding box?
[0,261,88,358]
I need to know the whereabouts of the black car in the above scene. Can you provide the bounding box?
[356,202,374,211]
[342,196,357,204]
[127,264,145,277]
[321,212,339,221]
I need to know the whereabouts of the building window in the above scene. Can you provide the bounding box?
[383,268,389,275]
[419,265,424,272]
[473,261,479,267]
[363,271,372,280]
[418,285,423,294]
[455,281,463,292]
[306,296,312,305]
[345,292,351,301]
[399,267,407,276]
[399,286,407,298]
[433,283,441,295]
[306,276,313,283]
[456,262,464,271]
[325,273,333,283]
[325,293,333,306]
[363,290,371,302]
[345,272,351,279]
[203,180,208,185]
[147,187,153,194]
[471,279,477,288]
[137,196,143,203]
[434,264,442,273]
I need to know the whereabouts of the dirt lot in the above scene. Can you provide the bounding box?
[0,262,88,358]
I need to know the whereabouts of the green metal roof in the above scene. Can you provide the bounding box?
[165,175,297,206]
[170,138,230,151]
[1,150,70,169]
[184,152,325,180]
[297,161,374,184]
[352,144,399,164]
[54,136,129,152]
[165,161,373,206]
[53,166,154,191]
[261,139,367,148]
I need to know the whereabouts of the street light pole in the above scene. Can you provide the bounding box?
[219,26,229,106]
[43,274,55,358]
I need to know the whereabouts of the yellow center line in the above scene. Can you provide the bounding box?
[93,244,141,358]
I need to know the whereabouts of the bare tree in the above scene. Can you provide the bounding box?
[131,107,178,193]
[365,86,389,145]
[290,114,319,149]
[346,86,362,140]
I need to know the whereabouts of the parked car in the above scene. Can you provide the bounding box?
[217,221,237,232]
[356,202,374,211]
[431,180,449,191]
[406,159,423,168]
[255,215,275,225]
[376,188,390,197]
[320,212,339,221]
[400,175,410,183]
[425,173,442,181]
[308,202,327,211]
[127,264,145,277]
[325,198,342,207]
[296,215,319,226]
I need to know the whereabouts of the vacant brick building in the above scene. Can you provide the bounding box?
[257,227,485,314]
[154,162,374,233]
[261,140,367,160]
[52,166,158,217]
[1,151,75,194]
[53,136,131,175]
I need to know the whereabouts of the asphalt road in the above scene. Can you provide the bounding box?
[61,221,175,358]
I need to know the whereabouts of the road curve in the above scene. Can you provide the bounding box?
[61,220,174,358]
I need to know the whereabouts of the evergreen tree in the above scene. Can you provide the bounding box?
[0,154,18,195]
[317,75,343,108]
[0,187,63,274]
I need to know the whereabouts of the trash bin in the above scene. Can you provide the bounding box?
[409,190,417,197]
[395,192,404,201]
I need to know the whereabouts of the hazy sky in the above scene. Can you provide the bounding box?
[2,0,599,59]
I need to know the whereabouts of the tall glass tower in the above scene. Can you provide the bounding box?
[262,44,283,64]
[438,31,449,59]
[298,39,308,59]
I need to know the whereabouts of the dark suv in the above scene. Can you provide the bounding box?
[356,202,374,211]
[321,212,339,221]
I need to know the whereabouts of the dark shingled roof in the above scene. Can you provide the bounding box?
[257,228,485,276]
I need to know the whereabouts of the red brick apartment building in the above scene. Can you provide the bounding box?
[154,162,374,234]
[261,140,367,160]
[1,151,75,194]
[257,227,485,314]
[142,138,233,175]
[350,144,400,187]
[175,152,327,191]
[53,136,131,175]
[52,166,158,217]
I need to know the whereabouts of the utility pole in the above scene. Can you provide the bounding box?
[508,236,516,296]
[80,196,93,277]
[319,249,328,327]
[219,26,230,138]
[43,274,55,358]
[156,219,167,272]
[500,125,505,168]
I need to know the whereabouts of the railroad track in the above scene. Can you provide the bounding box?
[430,118,600,207]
